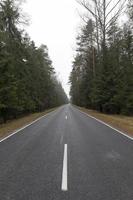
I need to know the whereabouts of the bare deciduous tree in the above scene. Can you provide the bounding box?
[77,0,127,48]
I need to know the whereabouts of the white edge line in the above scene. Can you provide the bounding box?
[0,108,59,143]
[74,107,133,141]
[61,144,68,191]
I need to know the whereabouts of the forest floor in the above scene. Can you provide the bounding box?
[0,107,57,140]
[77,107,133,137]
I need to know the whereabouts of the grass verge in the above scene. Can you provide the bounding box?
[76,106,133,137]
[0,107,58,140]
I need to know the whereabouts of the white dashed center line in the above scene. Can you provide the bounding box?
[61,144,68,191]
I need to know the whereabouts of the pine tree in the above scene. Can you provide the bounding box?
[0,0,68,122]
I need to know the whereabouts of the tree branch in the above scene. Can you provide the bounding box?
[105,0,122,19]
[105,0,127,29]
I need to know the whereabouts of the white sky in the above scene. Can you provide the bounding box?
[23,0,82,97]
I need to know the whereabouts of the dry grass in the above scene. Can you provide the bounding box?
[0,108,57,140]
[77,107,133,137]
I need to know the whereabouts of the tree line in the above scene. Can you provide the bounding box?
[0,0,68,123]
[70,0,133,115]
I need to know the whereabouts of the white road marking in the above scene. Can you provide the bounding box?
[0,109,59,143]
[76,108,133,141]
[61,144,68,191]
[65,115,68,120]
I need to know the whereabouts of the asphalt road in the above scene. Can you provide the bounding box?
[0,104,133,200]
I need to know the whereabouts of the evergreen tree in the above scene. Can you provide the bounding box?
[70,1,133,115]
[0,0,68,122]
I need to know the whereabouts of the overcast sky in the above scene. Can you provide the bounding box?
[23,0,83,97]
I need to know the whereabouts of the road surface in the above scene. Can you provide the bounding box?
[0,104,133,200]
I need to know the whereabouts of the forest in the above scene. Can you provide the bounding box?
[0,0,68,123]
[70,0,133,115]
